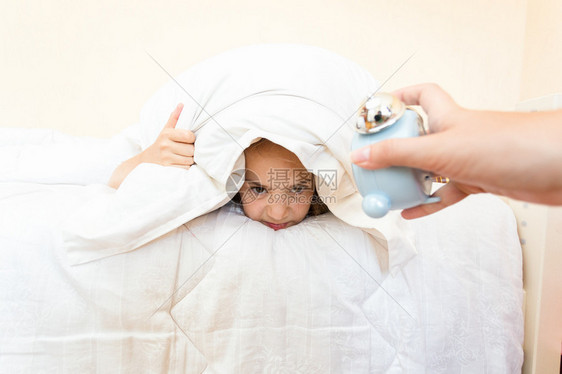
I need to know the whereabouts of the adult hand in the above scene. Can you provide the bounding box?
[350,83,562,218]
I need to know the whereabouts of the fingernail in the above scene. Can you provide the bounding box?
[350,146,370,164]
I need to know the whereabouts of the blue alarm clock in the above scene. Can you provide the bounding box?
[351,93,441,218]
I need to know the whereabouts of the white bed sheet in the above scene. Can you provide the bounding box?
[0,179,523,373]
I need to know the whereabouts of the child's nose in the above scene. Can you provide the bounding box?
[267,200,289,221]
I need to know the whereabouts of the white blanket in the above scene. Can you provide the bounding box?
[0,178,523,373]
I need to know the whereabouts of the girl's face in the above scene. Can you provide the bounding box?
[239,141,314,230]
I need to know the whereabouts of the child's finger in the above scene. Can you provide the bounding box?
[169,142,194,157]
[163,103,184,129]
[170,155,194,167]
[169,129,196,144]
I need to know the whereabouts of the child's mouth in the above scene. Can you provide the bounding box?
[264,222,288,231]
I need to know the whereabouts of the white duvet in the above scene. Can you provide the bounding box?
[0,44,523,373]
[0,178,523,373]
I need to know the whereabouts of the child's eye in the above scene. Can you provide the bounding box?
[291,185,306,194]
[250,186,267,195]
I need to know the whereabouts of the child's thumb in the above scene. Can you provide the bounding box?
[163,103,184,129]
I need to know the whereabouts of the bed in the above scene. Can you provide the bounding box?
[0,44,532,373]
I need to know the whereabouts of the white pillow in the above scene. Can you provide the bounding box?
[63,44,416,268]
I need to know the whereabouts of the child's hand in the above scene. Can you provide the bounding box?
[107,103,194,189]
[140,103,195,169]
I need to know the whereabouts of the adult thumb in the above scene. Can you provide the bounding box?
[350,135,441,171]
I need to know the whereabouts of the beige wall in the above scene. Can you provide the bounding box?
[520,0,562,100]
[0,0,530,137]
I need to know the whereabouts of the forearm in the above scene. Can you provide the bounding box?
[108,153,144,189]
[455,108,562,203]
[464,108,562,129]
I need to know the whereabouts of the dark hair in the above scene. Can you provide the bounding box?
[306,190,330,217]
